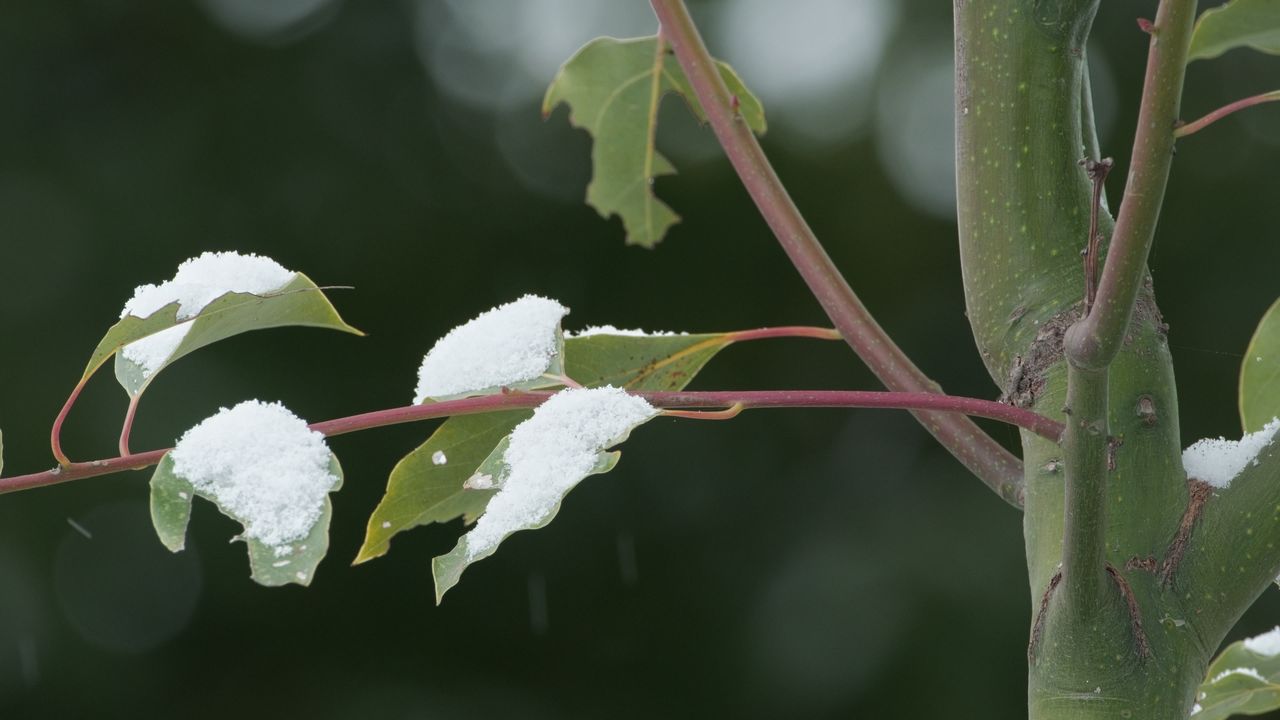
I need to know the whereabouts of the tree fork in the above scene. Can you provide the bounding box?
[956,0,1202,715]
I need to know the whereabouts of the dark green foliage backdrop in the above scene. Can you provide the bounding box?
[0,1,1277,717]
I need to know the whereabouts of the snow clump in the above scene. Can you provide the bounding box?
[170,399,338,548]
[119,252,296,376]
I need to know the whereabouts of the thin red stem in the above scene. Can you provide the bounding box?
[1174,90,1280,139]
[2,389,1060,496]
[649,0,1024,504]
[50,377,88,466]
[119,395,141,457]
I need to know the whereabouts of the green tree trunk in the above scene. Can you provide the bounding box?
[954,1,1212,715]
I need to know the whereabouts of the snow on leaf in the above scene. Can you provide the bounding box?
[413,295,568,403]
[85,252,359,400]
[1193,630,1280,719]
[354,411,528,565]
[357,331,734,566]
[1182,418,1280,488]
[150,400,343,587]
[431,387,656,602]
[543,35,766,248]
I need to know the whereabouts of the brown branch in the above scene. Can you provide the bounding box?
[649,0,1025,504]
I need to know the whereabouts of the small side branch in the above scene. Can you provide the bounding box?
[1065,0,1198,370]
[118,395,141,457]
[1174,90,1280,139]
[1080,157,1114,315]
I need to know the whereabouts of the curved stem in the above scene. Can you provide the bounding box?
[119,395,141,457]
[1174,90,1280,139]
[1065,0,1197,369]
[1,388,1062,496]
[50,377,88,466]
[649,0,1024,504]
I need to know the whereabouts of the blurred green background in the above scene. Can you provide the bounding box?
[0,1,1278,717]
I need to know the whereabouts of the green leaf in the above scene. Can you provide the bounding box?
[543,35,765,248]
[1240,297,1280,432]
[353,411,529,564]
[356,331,735,565]
[85,273,361,398]
[431,446,622,603]
[1188,0,1280,62]
[1192,634,1280,719]
[149,452,344,587]
[564,332,734,391]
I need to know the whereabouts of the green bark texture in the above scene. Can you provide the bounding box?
[954,1,1219,716]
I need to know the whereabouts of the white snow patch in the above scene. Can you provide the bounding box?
[170,399,338,548]
[463,387,656,559]
[1183,417,1280,488]
[1245,627,1280,657]
[566,325,687,338]
[432,450,448,466]
[1211,667,1267,684]
[413,295,568,403]
[118,252,296,376]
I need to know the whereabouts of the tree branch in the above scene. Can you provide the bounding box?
[649,0,1025,505]
[0,388,1062,496]
[1060,366,1110,610]
[1174,90,1280,139]
[1065,0,1197,370]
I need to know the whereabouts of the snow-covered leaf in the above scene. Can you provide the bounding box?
[356,330,735,565]
[1191,628,1280,719]
[431,387,656,602]
[353,411,528,565]
[1241,297,1280,433]
[414,295,568,403]
[1189,0,1280,62]
[87,253,360,399]
[149,400,343,587]
[543,35,765,248]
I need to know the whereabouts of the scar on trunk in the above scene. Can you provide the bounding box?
[1159,478,1213,587]
[1107,564,1153,660]
[1028,569,1063,665]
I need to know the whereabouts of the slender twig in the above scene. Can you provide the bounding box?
[1065,0,1198,370]
[0,388,1063,496]
[50,377,88,466]
[1175,90,1280,139]
[118,395,141,457]
[649,0,1025,504]
[1080,157,1113,315]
